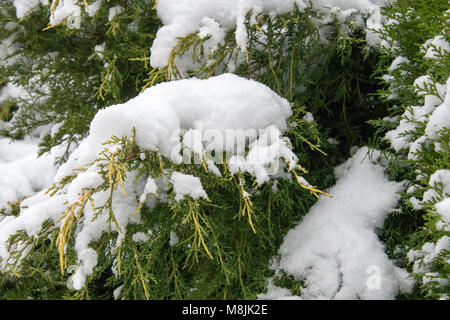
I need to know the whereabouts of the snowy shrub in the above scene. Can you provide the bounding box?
[372,0,450,299]
[0,0,448,300]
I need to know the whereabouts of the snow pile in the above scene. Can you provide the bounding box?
[150,0,391,70]
[171,172,208,202]
[55,73,293,179]
[260,147,413,299]
[0,73,298,289]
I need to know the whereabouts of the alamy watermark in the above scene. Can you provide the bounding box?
[366,265,381,290]
[168,121,289,174]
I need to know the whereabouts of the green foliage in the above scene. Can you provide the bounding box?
[0,0,161,163]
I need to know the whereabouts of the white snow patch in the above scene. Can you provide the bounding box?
[13,0,48,19]
[169,231,179,246]
[171,172,207,202]
[268,147,413,299]
[132,232,149,243]
[424,35,450,60]
[425,77,450,141]
[0,137,59,215]
[258,278,301,300]
[108,5,124,22]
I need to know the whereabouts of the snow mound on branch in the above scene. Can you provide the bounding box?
[171,172,208,202]
[56,73,292,179]
[12,0,49,19]
[0,73,295,289]
[261,147,413,300]
[150,0,391,68]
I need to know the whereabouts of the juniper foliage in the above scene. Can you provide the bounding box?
[372,0,450,299]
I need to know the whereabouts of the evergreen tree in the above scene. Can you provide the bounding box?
[0,0,448,300]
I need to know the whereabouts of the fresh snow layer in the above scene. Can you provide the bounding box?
[56,73,293,180]
[13,0,48,19]
[261,147,413,300]
[150,0,391,69]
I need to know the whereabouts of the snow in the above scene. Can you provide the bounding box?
[265,147,413,299]
[150,0,392,70]
[228,126,298,184]
[69,170,145,289]
[171,172,208,202]
[302,112,314,123]
[113,284,123,300]
[384,40,450,294]
[108,6,124,22]
[0,32,20,67]
[435,198,450,226]
[425,77,450,141]
[424,35,450,60]
[94,43,106,60]
[0,83,27,105]
[206,159,222,177]
[409,236,450,288]
[55,73,293,180]
[0,137,58,215]
[86,0,102,17]
[2,0,443,298]
[49,0,82,30]
[140,177,158,203]
[169,231,179,246]
[385,75,449,152]
[132,232,149,243]
[422,170,450,204]
[383,42,449,291]
[182,129,204,157]
[388,56,410,72]
[66,171,103,203]
[13,0,48,19]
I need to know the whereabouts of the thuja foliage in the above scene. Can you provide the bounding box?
[2,1,445,300]
[371,0,450,299]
